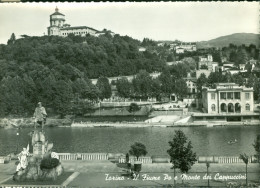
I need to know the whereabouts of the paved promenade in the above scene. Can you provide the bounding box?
[0,160,259,187]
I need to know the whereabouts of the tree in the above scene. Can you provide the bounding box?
[52,80,73,118]
[116,77,132,98]
[246,74,259,100]
[128,103,141,116]
[96,77,112,100]
[167,130,197,186]
[129,142,147,160]
[232,73,244,86]
[212,51,222,65]
[235,48,248,66]
[239,153,249,187]
[196,73,208,98]
[132,70,153,99]
[253,135,260,163]
[7,33,16,45]
[159,69,175,97]
[174,79,188,99]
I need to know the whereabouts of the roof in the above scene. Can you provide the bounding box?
[51,7,65,16]
[60,26,98,32]
[51,12,65,16]
[183,77,197,82]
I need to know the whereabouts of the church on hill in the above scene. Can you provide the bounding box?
[47,7,113,37]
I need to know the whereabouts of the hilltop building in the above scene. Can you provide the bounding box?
[47,7,99,37]
[173,42,197,54]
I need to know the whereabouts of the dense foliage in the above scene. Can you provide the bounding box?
[167,130,197,173]
[129,142,147,160]
[0,34,165,116]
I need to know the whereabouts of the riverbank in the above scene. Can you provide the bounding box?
[1,116,259,129]
[0,118,72,129]
[71,121,260,128]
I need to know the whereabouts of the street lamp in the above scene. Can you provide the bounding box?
[16,127,21,154]
[206,161,210,187]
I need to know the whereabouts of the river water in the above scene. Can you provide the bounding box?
[0,126,259,156]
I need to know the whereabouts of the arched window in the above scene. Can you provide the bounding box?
[211,104,216,112]
[228,103,234,113]
[235,103,241,113]
[221,103,227,112]
[246,103,250,111]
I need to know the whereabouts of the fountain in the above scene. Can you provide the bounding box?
[13,129,64,181]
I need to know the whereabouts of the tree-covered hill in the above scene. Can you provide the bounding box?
[0,33,165,117]
[0,33,165,79]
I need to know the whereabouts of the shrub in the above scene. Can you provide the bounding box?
[40,158,59,169]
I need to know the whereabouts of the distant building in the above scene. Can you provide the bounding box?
[175,47,184,54]
[199,54,213,62]
[202,83,254,114]
[239,64,246,70]
[183,75,198,107]
[138,47,146,52]
[95,30,115,37]
[174,42,197,54]
[196,69,211,78]
[47,7,99,37]
[157,43,165,47]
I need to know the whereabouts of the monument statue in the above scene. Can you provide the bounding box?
[13,102,63,182]
[16,145,29,172]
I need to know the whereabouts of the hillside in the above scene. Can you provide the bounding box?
[197,33,259,49]
[0,34,165,116]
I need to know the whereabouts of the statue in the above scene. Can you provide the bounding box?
[13,103,64,182]
[33,102,47,130]
[16,145,29,172]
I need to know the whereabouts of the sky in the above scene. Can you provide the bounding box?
[0,2,259,44]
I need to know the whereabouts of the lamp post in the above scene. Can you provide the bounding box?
[206,161,210,187]
[16,127,20,154]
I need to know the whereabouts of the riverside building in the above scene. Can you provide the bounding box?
[193,83,259,122]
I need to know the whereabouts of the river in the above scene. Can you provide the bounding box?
[0,126,259,156]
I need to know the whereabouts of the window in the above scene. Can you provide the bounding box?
[246,103,250,111]
[227,92,233,99]
[211,93,215,100]
[221,103,227,112]
[234,92,240,99]
[220,92,226,99]
[211,104,216,111]
[245,93,250,100]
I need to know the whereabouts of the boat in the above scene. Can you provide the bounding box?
[228,139,237,144]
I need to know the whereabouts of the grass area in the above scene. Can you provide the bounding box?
[2,172,72,185]
[75,116,149,123]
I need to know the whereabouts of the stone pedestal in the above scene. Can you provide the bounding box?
[13,129,64,182]
[33,142,45,158]
[32,130,46,158]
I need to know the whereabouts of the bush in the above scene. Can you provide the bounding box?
[40,158,59,170]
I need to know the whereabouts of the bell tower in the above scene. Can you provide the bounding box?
[47,7,65,36]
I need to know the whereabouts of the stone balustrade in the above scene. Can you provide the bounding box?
[54,153,259,164]
[218,156,255,164]
[118,156,152,164]
[57,153,77,161]
[81,153,108,160]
